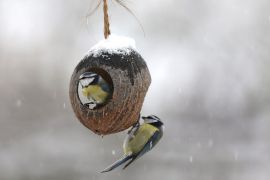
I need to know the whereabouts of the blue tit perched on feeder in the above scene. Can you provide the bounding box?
[101,115,164,173]
[79,72,112,108]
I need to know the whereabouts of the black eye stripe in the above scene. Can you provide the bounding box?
[79,72,98,80]
[82,75,97,79]
[148,115,160,120]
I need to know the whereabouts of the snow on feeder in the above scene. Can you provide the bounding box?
[69,36,151,135]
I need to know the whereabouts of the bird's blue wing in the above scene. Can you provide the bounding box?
[99,79,112,94]
[101,84,111,93]
[123,131,161,169]
[101,155,133,173]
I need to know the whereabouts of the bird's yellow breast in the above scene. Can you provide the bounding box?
[123,124,159,155]
[82,85,109,104]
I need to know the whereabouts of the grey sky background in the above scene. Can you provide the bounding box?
[0,0,270,180]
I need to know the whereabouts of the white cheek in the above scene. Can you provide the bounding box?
[80,80,87,87]
[80,78,95,86]
[86,78,95,85]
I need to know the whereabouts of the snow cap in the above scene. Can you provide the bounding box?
[88,34,137,57]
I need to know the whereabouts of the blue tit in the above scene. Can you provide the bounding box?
[101,115,164,173]
[79,72,112,107]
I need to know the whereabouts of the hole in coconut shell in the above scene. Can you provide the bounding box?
[77,68,113,110]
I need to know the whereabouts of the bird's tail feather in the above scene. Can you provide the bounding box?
[101,155,133,173]
[122,155,138,170]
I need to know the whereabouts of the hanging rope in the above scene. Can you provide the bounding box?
[87,0,144,38]
[103,0,111,39]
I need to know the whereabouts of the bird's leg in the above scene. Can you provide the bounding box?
[127,115,141,136]
[133,114,141,128]
[127,128,133,135]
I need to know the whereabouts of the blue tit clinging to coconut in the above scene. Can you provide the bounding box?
[101,115,164,173]
[79,72,112,108]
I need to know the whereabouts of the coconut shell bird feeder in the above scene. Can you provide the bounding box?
[69,0,151,135]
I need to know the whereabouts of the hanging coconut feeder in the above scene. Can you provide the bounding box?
[69,0,151,135]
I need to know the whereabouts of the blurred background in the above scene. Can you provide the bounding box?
[1,0,270,179]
